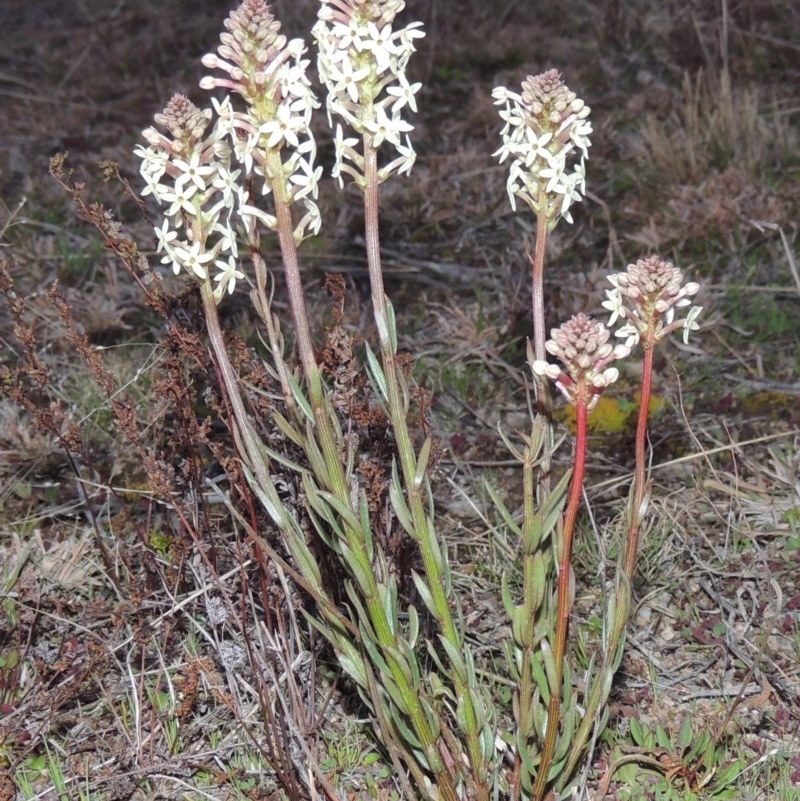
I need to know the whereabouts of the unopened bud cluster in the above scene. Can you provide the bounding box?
[493,70,591,226]
[313,0,424,186]
[532,314,629,409]
[603,256,702,346]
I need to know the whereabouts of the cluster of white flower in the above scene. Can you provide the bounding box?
[493,70,591,227]
[200,0,322,245]
[135,1,327,304]
[135,94,247,303]
[313,0,424,186]
[602,256,702,345]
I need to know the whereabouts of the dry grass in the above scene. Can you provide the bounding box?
[1,0,799,798]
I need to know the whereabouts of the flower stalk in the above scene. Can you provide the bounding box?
[314,2,491,794]
[530,314,629,798]
[494,71,595,798]
[559,257,703,787]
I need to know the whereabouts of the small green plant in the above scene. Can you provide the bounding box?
[604,715,745,800]
[320,727,389,791]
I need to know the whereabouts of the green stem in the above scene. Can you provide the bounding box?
[266,149,324,407]
[532,387,588,801]
[514,410,551,777]
[530,187,554,493]
[530,193,549,367]
[199,280,276,503]
[623,332,655,579]
[266,148,458,801]
[362,144,487,799]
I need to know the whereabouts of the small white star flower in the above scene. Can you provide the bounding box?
[259,102,303,150]
[211,165,242,208]
[289,160,322,201]
[212,254,246,301]
[174,240,213,280]
[172,150,215,192]
[161,184,199,218]
[602,288,627,326]
[154,219,178,258]
[364,105,413,149]
[386,74,421,113]
[327,56,371,104]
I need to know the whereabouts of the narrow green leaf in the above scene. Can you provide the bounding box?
[339,540,374,595]
[301,474,344,539]
[339,653,368,687]
[414,437,432,489]
[271,410,306,448]
[389,465,415,536]
[526,551,548,612]
[530,652,551,704]
[410,571,437,617]
[701,731,717,765]
[629,717,644,746]
[554,702,576,762]
[484,480,522,536]
[656,724,671,750]
[359,622,393,681]
[283,529,323,588]
[480,724,495,762]
[388,711,426,762]
[407,605,420,648]
[496,425,527,463]
[540,638,559,696]
[438,634,467,679]
[678,714,694,749]
[516,730,539,792]
[386,296,398,353]
[418,696,441,741]
[241,463,286,528]
[713,760,744,788]
[379,670,410,716]
[287,372,314,423]
[685,731,710,764]
[381,578,399,637]
[317,489,363,536]
[424,640,449,678]
[512,605,533,648]
[504,640,521,681]
[303,421,329,485]
[399,637,422,691]
[455,695,473,737]
[364,341,388,403]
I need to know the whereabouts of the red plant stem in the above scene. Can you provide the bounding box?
[531,386,588,801]
[623,332,655,579]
